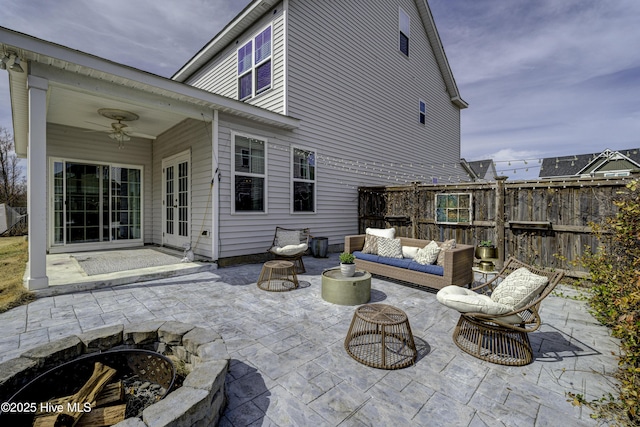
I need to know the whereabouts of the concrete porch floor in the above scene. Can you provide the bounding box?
[34,246,215,297]
[3,253,620,426]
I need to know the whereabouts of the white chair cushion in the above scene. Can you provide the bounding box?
[271,243,308,256]
[276,230,301,246]
[414,241,440,265]
[365,227,395,239]
[402,246,420,259]
[436,286,514,316]
[491,267,549,310]
[377,237,403,258]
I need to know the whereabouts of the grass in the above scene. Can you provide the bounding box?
[0,236,34,313]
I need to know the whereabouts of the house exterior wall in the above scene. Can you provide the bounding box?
[151,118,213,258]
[45,123,153,250]
[181,0,466,257]
[185,2,286,114]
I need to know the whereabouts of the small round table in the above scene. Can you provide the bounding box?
[472,267,499,285]
[321,269,371,305]
[257,260,299,292]
[344,304,417,369]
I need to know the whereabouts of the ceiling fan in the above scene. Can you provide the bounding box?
[86,109,156,148]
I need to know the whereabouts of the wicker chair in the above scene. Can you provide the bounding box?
[267,227,310,273]
[437,257,564,366]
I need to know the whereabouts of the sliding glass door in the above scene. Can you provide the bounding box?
[52,160,142,246]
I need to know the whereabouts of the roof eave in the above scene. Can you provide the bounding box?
[1,26,299,154]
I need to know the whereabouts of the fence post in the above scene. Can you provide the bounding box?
[411,182,419,238]
[495,176,508,270]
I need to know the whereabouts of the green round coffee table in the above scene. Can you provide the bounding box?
[321,268,371,305]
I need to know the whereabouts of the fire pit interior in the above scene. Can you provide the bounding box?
[0,321,229,427]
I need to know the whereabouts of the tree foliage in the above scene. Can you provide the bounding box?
[0,126,26,206]
[581,178,640,425]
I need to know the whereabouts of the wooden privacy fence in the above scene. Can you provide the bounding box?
[358,175,638,277]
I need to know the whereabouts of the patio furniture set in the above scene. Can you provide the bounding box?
[260,227,563,368]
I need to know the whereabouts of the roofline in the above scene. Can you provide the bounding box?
[0,26,299,155]
[172,0,468,109]
[172,0,277,82]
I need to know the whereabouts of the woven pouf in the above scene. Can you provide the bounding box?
[344,304,417,369]
[257,260,299,292]
[453,314,533,366]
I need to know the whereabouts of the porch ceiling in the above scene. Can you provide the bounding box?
[47,85,185,140]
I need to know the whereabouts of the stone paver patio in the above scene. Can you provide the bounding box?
[0,254,619,426]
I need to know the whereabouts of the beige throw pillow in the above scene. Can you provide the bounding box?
[365,227,396,239]
[361,234,378,254]
[436,239,456,266]
[414,241,440,265]
[377,237,403,258]
[491,267,549,310]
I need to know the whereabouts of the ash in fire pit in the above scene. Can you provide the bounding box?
[123,376,167,418]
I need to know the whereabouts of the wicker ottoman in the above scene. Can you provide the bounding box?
[257,260,299,292]
[344,304,417,369]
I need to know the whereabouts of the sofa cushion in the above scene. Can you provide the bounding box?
[436,239,456,266]
[377,256,413,269]
[353,251,378,263]
[407,262,444,276]
[361,234,378,254]
[366,227,395,239]
[414,241,440,265]
[402,246,420,259]
[491,267,549,310]
[377,237,403,258]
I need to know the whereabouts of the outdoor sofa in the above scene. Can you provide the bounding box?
[344,234,474,290]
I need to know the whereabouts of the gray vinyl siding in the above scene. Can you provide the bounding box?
[279,0,464,243]
[216,113,301,258]
[186,3,286,114]
[152,119,213,258]
[46,123,153,247]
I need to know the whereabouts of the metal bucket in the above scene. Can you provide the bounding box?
[311,237,328,258]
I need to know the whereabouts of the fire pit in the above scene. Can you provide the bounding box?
[0,321,229,426]
[4,349,175,426]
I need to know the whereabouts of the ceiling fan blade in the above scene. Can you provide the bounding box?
[84,121,111,129]
[127,131,157,140]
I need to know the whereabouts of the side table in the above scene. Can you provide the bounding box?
[472,267,498,285]
[344,304,417,369]
[321,269,371,305]
[257,260,299,292]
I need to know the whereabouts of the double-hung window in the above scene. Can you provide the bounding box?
[233,134,266,212]
[399,8,410,56]
[292,147,316,213]
[419,100,426,124]
[237,25,272,101]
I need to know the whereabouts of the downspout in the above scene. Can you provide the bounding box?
[212,109,220,264]
[282,0,289,115]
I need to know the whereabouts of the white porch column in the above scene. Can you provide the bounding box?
[211,109,220,263]
[26,75,49,290]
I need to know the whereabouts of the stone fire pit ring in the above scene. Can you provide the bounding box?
[0,321,229,427]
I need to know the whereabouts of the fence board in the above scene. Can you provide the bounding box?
[358,175,637,276]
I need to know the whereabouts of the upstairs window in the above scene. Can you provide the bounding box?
[399,8,410,56]
[419,100,426,124]
[237,25,272,101]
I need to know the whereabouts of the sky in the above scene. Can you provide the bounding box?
[1,0,639,180]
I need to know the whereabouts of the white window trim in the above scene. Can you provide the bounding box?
[48,156,144,251]
[231,131,268,214]
[237,24,273,101]
[399,7,410,56]
[291,145,317,214]
[435,193,473,225]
